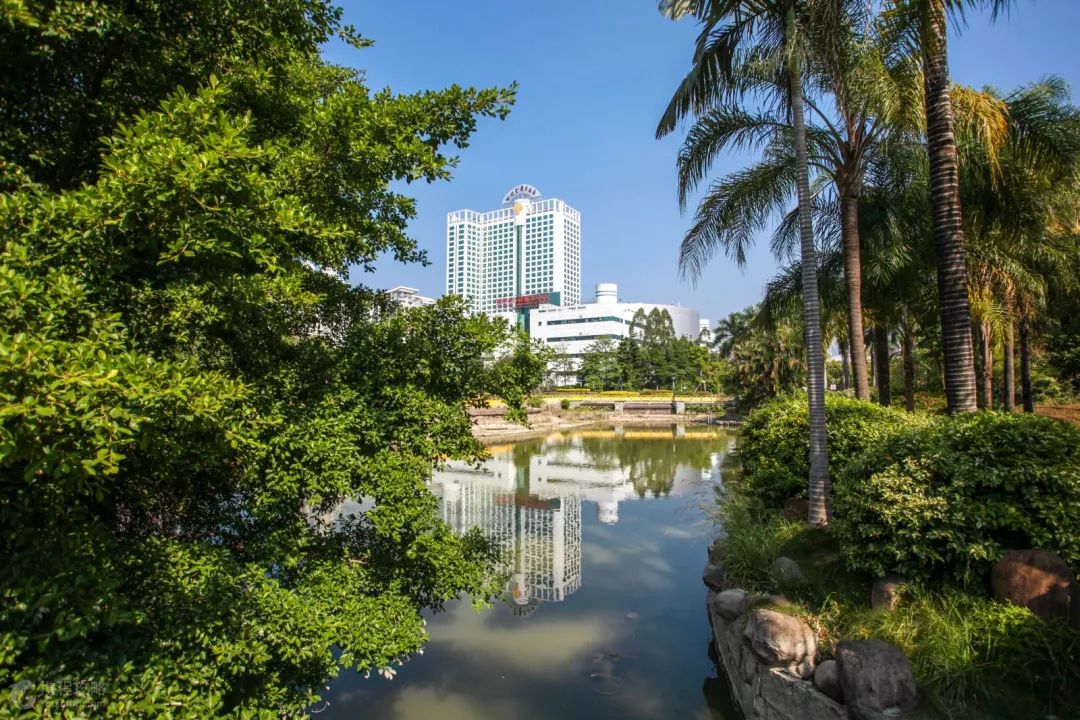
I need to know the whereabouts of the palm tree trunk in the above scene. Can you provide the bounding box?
[788,8,830,526]
[1004,320,1016,411]
[841,193,870,401]
[841,337,851,391]
[974,322,985,409]
[902,326,916,412]
[1020,310,1034,413]
[923,0,978,413]
[870,338,877,390]
[873,323,891,407]
[980,321,993,409]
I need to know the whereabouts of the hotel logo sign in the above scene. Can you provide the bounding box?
[502,183,541,205]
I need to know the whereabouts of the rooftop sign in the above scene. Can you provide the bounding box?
[494,291,561,311]
[502,183,541,205]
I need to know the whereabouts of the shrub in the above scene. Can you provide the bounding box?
[560,398,571,410]
[709,494,807,590]
[825,588,1080,717]
[834,412,1080,583]
[712,485,1080,718]
[1032,368,1066,403]
[738,395,923,508]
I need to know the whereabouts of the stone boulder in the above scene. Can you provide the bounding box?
[870,574,907,613]
[771,556,805,585]
[835,639,919,720]
[991,549,1079,627]
[742,608,817,679]
[712,589,751,621]
[702,561,727,591]
[813,659,844,703]
[708,538,725,564]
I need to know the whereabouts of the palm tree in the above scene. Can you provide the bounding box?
[884,0,1017,412]
[802,10,923,402]
[665,5,924,407]
[713,307,755,358]
[659,0,834,525]
[724,305,807,405]
[957,78,1080,411]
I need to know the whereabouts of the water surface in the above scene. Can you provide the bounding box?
[323,426,739,720]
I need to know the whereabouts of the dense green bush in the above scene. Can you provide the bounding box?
[0,3,544,715]
[560,398,572,410]
[834,412,1080,583]
[738,395,924,507]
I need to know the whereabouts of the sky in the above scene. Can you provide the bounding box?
[326,0,1080,325]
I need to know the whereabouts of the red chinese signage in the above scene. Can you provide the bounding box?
[495,293,551,311]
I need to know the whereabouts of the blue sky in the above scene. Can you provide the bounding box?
[328,0,1080,324]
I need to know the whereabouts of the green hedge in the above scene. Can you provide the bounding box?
[738,395,924,507]
[834,412,1080,583]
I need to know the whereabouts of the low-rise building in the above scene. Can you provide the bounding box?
[386,286,436,308]
[529,283,700,385]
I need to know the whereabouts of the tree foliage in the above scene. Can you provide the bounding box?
[577,308,725,392]
[0,2,537,716]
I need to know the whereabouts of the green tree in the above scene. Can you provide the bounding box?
[883,0,1018,412]
[580,337,620,391]
[956,79,1080,411]
[0,3,535,715]
[712,305,805,406]
[615,336,646,390]
[659,0,832,524]
[546,342,577,388]
[490,331,554,422]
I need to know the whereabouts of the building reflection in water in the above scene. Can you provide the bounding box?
[428,426,733,614]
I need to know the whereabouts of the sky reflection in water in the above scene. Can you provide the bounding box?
[323,426,741,720]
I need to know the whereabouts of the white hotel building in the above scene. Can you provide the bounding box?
[446,184,581,315]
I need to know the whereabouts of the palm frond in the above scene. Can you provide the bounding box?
[677,106,788,207]
[678,148,796,281]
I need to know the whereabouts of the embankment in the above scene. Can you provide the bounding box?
[470,404,739,443]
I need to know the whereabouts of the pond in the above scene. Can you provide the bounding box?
[322,426,740,720]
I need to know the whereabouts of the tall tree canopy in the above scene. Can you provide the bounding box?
[0,2,538,716]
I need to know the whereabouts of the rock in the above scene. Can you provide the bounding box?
[871,574,907,612]
[835,639,919,719]
[742,608,817,679]
[782,497,810,521]
[991,549,1079,627]
[702,562,727,591]
[712,589,750,621]
[771,556,805,584]
[813,659,844,703]
[708,538,725,564]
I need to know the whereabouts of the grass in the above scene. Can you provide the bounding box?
[711,492,1080,720]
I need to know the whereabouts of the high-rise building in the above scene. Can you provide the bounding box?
[446,184,581,315]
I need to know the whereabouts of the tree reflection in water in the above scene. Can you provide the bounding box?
[428,426,733,611]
